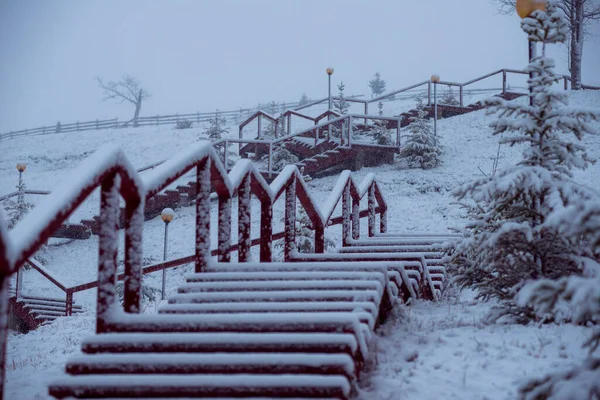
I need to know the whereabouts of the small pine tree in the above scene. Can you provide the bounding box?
[298,93,310,106]
[274,206,335,258]
[3,180,34,230]
[203,110,230,141]
[269,101,278,116]
[334,82,350,115]
[441,85,459,106]
[268,143,299,171]
[400,97,442,169]
[445,3,598,320]
[377,101,384,116]
[368,72,386,98]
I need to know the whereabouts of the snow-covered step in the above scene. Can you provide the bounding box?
[49,374,352,399]
[168,289,382,305]
[338,245,444,255]
[64,352,356,380]
[158,303,376,329]
[176,279,384,294]
[21,303,84,314]
[18,298,83,309]
[185,270,387,283]
[80,332,364,360]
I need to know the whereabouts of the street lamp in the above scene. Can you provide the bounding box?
[326,67,334,111]
[160,208,174,300]
[16,163,26,205]
[431,74,440,139]
[516,0,546,106]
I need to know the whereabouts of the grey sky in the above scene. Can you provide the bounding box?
[0,0,599,133]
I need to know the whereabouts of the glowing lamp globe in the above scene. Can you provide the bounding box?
[16,163,27,172]
[326,68,334,76]
[431,74,441,83]
[516,0,546,18]
[161,208,175,223]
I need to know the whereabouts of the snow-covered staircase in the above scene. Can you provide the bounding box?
[9,292,84,331]
[48,261,400,399]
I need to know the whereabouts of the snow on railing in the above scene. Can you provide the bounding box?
[0,141,389,400]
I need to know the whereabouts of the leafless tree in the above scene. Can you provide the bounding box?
[492,0,600,89]
[96,75,150,127]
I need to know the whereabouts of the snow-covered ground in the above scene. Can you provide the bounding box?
[2,90,599,399]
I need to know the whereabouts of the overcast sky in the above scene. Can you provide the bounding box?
[0,0,599,133]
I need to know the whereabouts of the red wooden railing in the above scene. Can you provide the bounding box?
[0,142,388,400]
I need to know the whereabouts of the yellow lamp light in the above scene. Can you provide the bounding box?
[516,0,546,18]
[16,163,27,172]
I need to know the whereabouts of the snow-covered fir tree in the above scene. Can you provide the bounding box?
[400,97,442,169]
[269,101,278,116]
[334,82,350,115]
[378,101,384,116]
[441,85,459,106]
[371,103,392,145]
[368,72,386,98]
[274,206,335,259]
[298,93,310,106]
[445,3,598,324]
[3,180,34,230]
[203,110,234,166]
[202,110,230,141]
[261,115,297,171]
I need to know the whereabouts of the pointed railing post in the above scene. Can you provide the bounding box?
[96,172,120,334]
[238,174,252,262]
[0,275,10,400]
[342,181,351,246]
[368,184,376,237]
[195,158,211,273]
[284,174,297,261]
[218,195,232,262]
[260,200,273,262]
[352,192,360,241]
[123,195,144,314]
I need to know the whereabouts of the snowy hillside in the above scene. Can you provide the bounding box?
[2,90,600,400]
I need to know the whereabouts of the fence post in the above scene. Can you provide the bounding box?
[342,181,351,246]
[368,184,376,237]
[156,116,159,127]
[96,119,99,130]
[76,121,80,131]
[502,70,507,94]
[196,112,200,123]
[42,126,45,135]
[115,118,118,128]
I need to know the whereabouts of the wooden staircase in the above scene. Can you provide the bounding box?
[9,292,84,331]
[48,260,405,399]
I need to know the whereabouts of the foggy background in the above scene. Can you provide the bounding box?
[1,0,598,133]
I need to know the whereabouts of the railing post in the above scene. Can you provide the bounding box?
[314,220,325,254]
[268,143,273,172]
[257,115,262,138]
[0,274,11,400]
[351,194,360,241]
[238,126,243,156]
[284,174,297,261]
[123,194,144,314]
[197,111,200,123]
[459,85,464,107]
[396,119,401,149]
[427,81,432,106]
[314,128,318,147]
[368,184,376,237]
[348,117,353,148]
[15,268,22,301]
[287,114,291,135]
[217,195,232,262]
[380,203,388,234]
[195,158,211,273]
[260,200,273,262]
[238,174,252,262]
[224,140,229,167]
[342,181,351,246]
[502,70,507,94]
[564,77,568,90]
[65,291,73,316]
[364,103,368,123]
[96,172,120,334]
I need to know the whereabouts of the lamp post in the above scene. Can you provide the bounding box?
[160,208,174,300]
[431,75,440,140]
[16,163,26,205]
[326,68,334,111]
[516,0,546,106]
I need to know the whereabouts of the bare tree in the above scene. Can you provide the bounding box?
[96,75,150,127]
[492,0,600,89]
